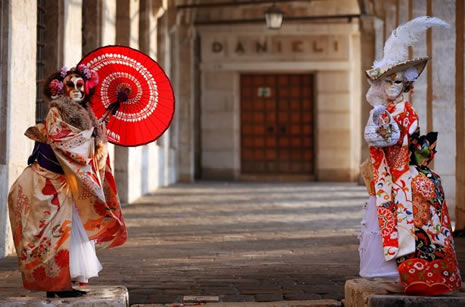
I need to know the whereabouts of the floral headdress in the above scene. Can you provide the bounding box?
[47,64,99,98]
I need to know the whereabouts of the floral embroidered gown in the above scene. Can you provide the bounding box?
[8,105,127,291]
[369,98,461,295]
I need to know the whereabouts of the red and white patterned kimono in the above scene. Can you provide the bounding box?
[8,107,127,291]
[370,99,418,261]
[369,98,461,295]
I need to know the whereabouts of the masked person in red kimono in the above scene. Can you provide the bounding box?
[8,64,127,298]
[359,16,461,295]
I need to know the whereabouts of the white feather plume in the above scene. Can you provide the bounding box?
[373,16,449,69]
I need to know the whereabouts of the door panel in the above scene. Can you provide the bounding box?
[240,73,314,175]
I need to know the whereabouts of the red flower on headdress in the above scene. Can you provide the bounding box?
[49,79,64,96]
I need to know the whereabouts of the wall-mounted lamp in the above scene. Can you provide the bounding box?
[265,3,284,29]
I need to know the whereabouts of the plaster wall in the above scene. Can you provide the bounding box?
[199,23,361,181]
[0,0,37,257]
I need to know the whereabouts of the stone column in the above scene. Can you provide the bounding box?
[456,0,465,230]
[359,1,383,180]
[175,23,196,182]
[114,0,144,204]
[102,0,117,46]
[398,0,409,24]
[358,16,376,168]
[83,0,117,169]
[0,0,37,257]
[82,0,103,55]
[432,0,456,219]
[139,0,167,192]
[156,4,178,186]
[115,0,139,47]
[350,31,362,182]
[102,0,117,170]
[383,0,397,38]
[42,1,65,77]
[63,0,83,66]
[411,1,428,131]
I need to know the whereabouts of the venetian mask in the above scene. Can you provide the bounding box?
[383,72,404,100]
[63,73,85,102]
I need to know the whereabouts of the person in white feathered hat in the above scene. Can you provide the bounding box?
[359,16,462,295]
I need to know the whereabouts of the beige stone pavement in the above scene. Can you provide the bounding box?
[1,182,464,305]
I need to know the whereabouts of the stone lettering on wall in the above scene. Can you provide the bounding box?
[212,41,223,53]
[203,34,349,61]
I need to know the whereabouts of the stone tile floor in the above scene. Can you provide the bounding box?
[1,182,464,305]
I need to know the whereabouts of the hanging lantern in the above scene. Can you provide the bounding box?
[265,3,284,30]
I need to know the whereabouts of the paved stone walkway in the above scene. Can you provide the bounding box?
[1,182,464,305]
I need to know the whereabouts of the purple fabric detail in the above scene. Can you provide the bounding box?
[28,142,64,174]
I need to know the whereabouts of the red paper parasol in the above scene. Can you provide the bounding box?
[78,45,175,146]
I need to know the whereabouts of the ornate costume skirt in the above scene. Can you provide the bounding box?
[8,163,102,291]
[395,166,462,295]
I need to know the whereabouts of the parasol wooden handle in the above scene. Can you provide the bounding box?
[100,101,120,123]
[100,91,127,123]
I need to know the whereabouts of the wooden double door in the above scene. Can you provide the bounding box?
[240,73,314,176]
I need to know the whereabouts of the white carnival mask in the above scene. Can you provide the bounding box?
[383,72,404,100]
[64,73,85,102]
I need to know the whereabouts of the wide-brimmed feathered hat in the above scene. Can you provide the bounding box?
[365,16,449,82]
